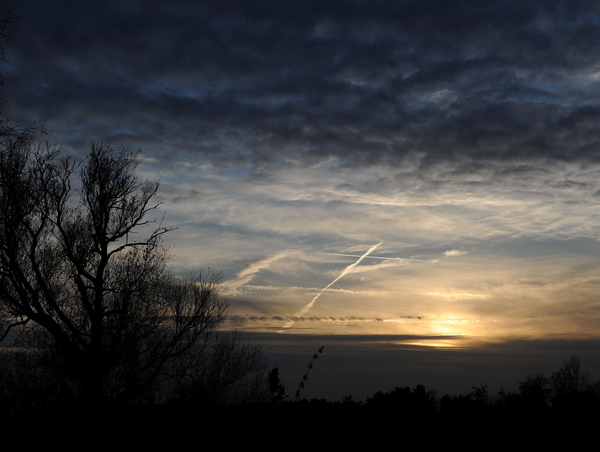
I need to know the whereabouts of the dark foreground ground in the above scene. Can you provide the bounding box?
[3,390,599,450]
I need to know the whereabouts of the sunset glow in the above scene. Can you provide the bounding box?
[6,0,600,399]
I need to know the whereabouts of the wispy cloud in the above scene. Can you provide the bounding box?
[222,252,289,295]
[444,250,470,257]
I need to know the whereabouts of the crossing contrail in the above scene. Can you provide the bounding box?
[318,252,432,262]
[279,242,383,332]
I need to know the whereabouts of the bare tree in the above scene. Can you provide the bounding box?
[166,330,269,406]
[0,139,240,406]
[550,355,592,402]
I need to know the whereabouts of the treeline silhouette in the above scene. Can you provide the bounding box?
[2,354,600,448]
[257,354,600,447]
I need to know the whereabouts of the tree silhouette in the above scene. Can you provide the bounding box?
[0,8,268,409]
[0,140,235,406]
[268,367,286,403]
[551,355,591,397]
[549,354,596,415]
[516,373,551,412]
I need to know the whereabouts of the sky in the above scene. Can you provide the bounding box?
[4,0,600,399]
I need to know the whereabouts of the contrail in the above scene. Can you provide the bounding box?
[319,252,432,262]
[279,242,383,332]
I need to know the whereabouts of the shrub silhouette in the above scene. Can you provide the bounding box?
[294,346,324,400]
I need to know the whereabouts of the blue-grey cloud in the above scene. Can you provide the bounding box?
[5,0,600,169]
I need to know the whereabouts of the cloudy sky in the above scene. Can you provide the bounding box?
[4,0,600,398]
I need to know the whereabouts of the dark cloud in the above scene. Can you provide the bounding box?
[4,0,600,166]
[226,313,430,326]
